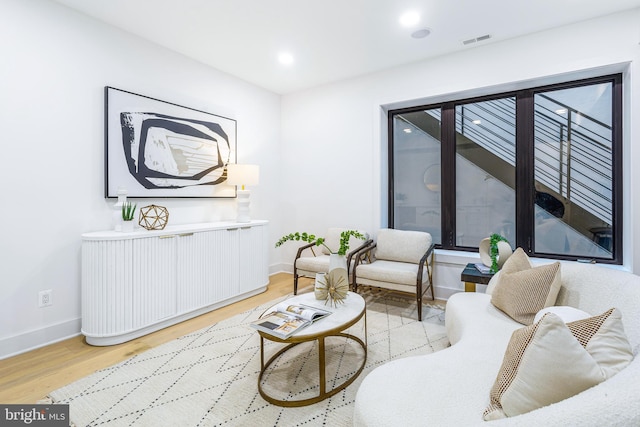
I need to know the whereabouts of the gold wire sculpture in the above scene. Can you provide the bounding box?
[314,269,349,307]
[138,205,169,230]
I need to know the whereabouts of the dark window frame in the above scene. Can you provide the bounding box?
[388,73,623,265]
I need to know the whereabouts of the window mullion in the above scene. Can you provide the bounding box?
[441,103,456,249]
[516,91,534,253]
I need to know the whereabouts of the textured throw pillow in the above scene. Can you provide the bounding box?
[484,308,633,420]
[567,308,633,378]
[491,248,561,325]
[534,306,591,324]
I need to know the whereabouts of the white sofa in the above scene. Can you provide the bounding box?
[353,262,640,426]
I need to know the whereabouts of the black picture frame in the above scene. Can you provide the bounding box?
[104,86,237,198]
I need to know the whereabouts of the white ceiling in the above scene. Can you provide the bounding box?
[52,0,640,94]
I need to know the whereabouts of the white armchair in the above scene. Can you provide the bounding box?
[353,228,435,320]
[293,228,371,295]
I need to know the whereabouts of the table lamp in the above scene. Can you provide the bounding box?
[226,164,259,223]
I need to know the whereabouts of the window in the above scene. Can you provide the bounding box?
[388,74,622,264]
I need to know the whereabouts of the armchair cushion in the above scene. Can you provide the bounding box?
[295,256,330,274]
[375,229,432,264]
[355,260,423,286]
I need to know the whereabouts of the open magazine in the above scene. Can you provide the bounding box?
[251,301,332,339]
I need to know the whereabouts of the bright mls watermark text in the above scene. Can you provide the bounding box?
[1,404,69,426]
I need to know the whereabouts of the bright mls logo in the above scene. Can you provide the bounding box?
[1,405,69,426]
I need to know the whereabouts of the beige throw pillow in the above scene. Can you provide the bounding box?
[567,308,633,379]
[491,248,561,325]
[484,308,633,420]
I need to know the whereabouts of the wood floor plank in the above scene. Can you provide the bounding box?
[0,273,442,404]
[0,273,301,404]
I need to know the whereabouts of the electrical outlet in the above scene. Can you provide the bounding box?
[39,290,52,307]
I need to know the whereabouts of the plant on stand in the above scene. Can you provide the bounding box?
[121,202,137,232]
[489,233,510,273]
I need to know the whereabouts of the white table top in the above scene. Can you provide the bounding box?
[263,291,365,339]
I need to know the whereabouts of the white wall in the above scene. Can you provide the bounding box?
[0,0,282,358]
[279,9,640,297]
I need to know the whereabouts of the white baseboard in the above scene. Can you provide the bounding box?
[1,260,475,360]
[0,318,81,360]
[269,263,293,275]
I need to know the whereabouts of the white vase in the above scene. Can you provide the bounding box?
[479,238,513,270]
[329,253,349,291]
[329,253,348,272]
[121,220,134,233]
[112,187,128,231]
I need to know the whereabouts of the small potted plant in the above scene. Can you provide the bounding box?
[121,201,137,232]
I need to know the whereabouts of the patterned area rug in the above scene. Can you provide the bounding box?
[49,289,449,426]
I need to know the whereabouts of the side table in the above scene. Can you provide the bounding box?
[460,263,494,292]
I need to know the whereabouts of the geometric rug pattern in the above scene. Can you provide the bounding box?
[48,288,449,426]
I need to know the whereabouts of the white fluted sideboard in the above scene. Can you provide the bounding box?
[81,220,269,346]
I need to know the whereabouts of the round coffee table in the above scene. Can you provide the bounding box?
[256,291,367,407]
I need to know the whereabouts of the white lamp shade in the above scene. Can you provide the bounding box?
[226,164,259,188]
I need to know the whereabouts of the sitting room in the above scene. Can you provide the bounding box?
[1,0,640,425]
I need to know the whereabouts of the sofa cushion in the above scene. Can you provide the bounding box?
[569,308,633,378]
[374,229,431,264]
[491,248,561,325]
[483,312,605,420]
[484,307,633,420]
[534,306,591,323]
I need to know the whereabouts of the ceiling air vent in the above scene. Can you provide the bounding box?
[462,34,492,45]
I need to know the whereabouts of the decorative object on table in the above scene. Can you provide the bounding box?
[479,233,512,273]
[104,86,236,198]
[225,164,259,223]
[276,230,366,293]
[121,201,137,232]
[314,269,349,307]
[314,273,327,300]
[111,187,128,231]
[138,204,169,230]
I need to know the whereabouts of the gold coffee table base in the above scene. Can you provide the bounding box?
[257,303,367,407]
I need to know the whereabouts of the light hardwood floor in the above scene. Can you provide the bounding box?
[0,273,310,404]
[0,273,444,404]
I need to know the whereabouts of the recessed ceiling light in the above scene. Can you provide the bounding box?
[411,28,431,39]
[403,128,412,133]
[399,11,420,27]
[278,52,294,66]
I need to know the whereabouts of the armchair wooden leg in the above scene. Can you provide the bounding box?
[293,273,298,295]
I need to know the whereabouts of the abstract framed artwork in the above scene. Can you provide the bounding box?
[105,86,236,198]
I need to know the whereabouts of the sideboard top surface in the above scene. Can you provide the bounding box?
[82,220,268,241]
